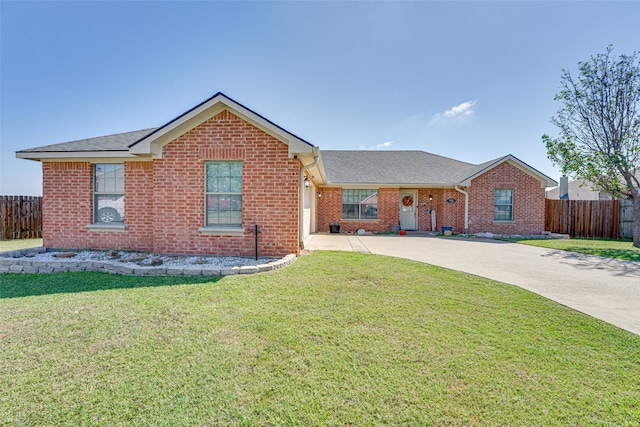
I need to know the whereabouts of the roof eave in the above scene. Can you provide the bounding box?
[16,151,146,161]
[320,182,458,188]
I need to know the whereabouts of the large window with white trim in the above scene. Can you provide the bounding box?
[205,161,242,227]
[494,189,513,221]
[342,189,378,220]
[94,164,125,224]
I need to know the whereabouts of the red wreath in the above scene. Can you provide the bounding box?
[402,195,413,207]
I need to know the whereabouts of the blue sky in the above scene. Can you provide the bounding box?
[1,1,639,195]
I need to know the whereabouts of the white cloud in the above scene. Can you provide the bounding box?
[431,100,477,123]
[359,141,395,150]
[443,100,476,117]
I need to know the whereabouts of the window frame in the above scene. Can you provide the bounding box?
[341,189,379,220]
[203,161,243,229]
[93,163,125,225]
[493,189,514,222]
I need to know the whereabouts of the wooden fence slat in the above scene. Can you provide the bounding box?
[545,199,628,239]
[0,196,43,240]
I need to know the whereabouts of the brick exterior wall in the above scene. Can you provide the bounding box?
[315,162,545,235]
[316,187,399,233]
[41,110,301,256]
[467,161,546,235]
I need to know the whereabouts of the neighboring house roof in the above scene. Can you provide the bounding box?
[546,171,639,200]
[546,178,605,200]
[320,151,556,188]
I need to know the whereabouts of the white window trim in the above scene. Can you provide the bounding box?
[86,224,127,232]
[93,163,125,225]
[199,226,245,236]
[204,161,243,228]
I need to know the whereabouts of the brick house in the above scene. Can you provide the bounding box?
[314,150,556,236]
[17,93,556,256]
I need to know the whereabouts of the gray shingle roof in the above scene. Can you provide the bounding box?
[321,150,484,185]
[17,128,157,153]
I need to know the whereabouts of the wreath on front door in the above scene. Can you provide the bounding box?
[402,195,413,207]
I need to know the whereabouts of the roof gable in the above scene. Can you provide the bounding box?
[457,155,557,188]
[16,93,315,161]
[128,92,314,158]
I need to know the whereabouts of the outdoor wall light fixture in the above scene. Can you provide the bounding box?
[318,192,322,198]
[429,195,433,201]
[304,177,310,188]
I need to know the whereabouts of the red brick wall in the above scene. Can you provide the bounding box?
[41,110,301,256]
[43,161,155,251]
[316,174,545,236]
[468,161,546,235]
[152,110,300,257]
[42,162,92,248]
[315,187,399,233]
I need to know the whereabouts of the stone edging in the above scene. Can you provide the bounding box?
[0,248,297,276]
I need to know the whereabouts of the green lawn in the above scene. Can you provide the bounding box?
[508,237,640,262]
[1,251,639,426]
[0,238,43,252]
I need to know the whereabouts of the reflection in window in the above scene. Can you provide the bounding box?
[94,164,124,224]
[494,189,513,221]
[205,161,242,226]
[342,189,378,220]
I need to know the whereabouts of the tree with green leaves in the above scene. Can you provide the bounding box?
[543,46,640,247]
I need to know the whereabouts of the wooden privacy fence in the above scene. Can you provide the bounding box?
[0,196,42,240]
[619,199,634,239]
[545,199,619,239]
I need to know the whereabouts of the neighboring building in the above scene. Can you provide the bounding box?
[546,176,613,200]
[17,93,556,256]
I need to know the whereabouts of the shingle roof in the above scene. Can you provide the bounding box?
[17,128,157,153]
[320,150,481,185]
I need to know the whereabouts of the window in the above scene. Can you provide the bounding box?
[494,189,513,221]
[205,161,242,227]
[94,164,124,224]
[342,189,378,219]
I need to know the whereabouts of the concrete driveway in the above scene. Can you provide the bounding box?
[306,233,640,335]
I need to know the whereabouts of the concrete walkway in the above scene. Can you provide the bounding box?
[306,233,640,335]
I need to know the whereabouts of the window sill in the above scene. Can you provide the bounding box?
[199,227,245,236]
[340,219,379,222]
[86,224,127,232]
[493,220,516,224]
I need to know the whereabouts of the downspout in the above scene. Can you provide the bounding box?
[454,185,469,234]
[299,147,320,249]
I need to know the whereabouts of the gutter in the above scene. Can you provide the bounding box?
[299,147,320,249]
[454,185,469,233]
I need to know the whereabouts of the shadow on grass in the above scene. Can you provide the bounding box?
[0,272,220,299]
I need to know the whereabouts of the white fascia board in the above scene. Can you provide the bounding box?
[321,183,457,189]
[129,94,314,157]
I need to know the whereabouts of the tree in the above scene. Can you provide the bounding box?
[543,45,640,247]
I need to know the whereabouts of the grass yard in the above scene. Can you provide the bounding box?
[0,238,43,252]
[1,251,639,426]
[508,237,640,262]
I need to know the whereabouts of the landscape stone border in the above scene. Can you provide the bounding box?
[0,248,297,276]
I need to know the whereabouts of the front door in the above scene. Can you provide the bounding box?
[399,190,417,230]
